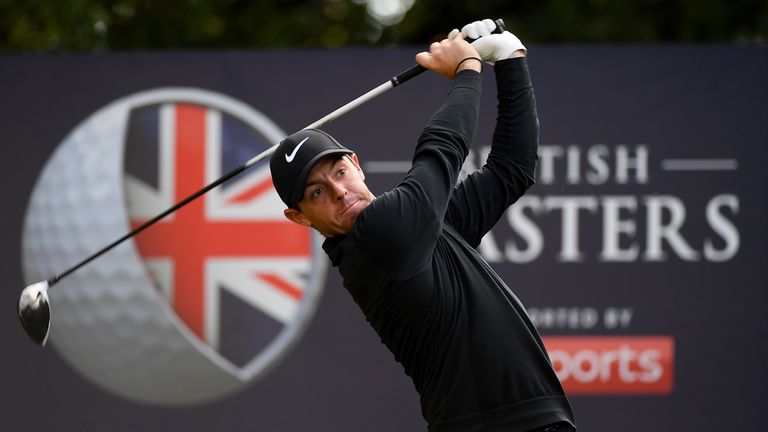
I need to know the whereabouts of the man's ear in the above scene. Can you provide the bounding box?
[284,208,311,227]
[350,153,365,181]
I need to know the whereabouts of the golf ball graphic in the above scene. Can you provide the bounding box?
[21,88,326,405]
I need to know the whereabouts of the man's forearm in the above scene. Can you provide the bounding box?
[420,69,483,157]
[487,57,539,191]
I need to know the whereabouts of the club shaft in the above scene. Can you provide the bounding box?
[48,64,429,288]
[44,15,509,287]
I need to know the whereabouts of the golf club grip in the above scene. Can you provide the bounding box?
[390,18,507,87]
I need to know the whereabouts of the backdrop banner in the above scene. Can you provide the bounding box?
[2,47,766,431]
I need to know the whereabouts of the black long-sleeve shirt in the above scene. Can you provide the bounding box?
[323,58,576,431]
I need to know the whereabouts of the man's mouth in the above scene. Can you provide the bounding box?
[340,200,360,217]
[339,200,360,217]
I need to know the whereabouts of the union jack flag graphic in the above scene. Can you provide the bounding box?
[123,100,314,366]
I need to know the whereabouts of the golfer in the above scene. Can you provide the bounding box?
[270,19,576,432]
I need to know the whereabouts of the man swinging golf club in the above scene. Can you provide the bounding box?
[270,19,576,432]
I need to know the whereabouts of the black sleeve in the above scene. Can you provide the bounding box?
[445,57,539,248]
[352,70,482,277]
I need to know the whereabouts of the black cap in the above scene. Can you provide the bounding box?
[270,129,353,208]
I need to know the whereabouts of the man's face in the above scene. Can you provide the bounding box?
[283,154,374,237]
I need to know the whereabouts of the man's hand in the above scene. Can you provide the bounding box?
[449,18,527,64]
[415,34,482,79]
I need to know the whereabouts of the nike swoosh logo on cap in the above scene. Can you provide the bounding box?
[285,136,309,163]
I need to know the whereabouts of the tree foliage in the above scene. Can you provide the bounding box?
[1,0,766,51]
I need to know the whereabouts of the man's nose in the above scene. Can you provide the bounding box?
[330,181,347,200]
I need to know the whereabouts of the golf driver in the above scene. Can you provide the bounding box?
[17,19,507,347]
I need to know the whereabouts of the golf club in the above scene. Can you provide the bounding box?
[17,19,507,347]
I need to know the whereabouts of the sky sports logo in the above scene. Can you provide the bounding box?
[543,336,674,395]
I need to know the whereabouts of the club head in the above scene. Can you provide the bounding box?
[18,281,51,346]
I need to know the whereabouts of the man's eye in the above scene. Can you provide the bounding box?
[338,168,346,176]
[311,187,323,198]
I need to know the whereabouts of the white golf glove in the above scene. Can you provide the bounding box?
[448,18,526,65]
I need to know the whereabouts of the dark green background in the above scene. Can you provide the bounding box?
[2,0,767,51]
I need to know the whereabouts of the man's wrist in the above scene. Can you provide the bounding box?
[455,57,483,75]
[509,49,526,59]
